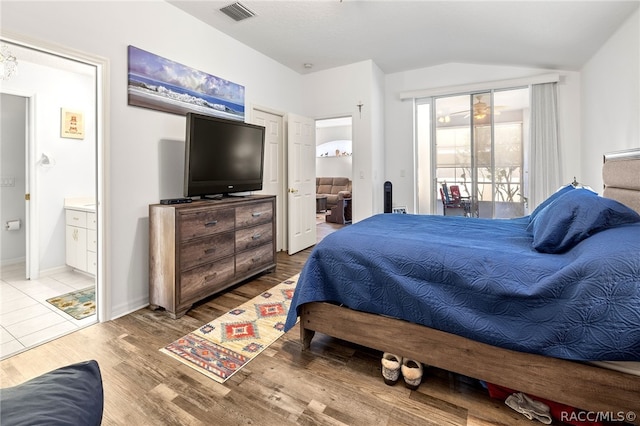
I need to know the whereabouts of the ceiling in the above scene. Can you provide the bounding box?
[168,0,639,75]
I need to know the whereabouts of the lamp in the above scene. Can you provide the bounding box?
[472,96,489,120]
[0,44,18,80]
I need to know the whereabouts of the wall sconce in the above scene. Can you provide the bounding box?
[38,153,56,168]
[0,44,18,80]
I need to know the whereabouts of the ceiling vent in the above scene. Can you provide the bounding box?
[220,2,257,21]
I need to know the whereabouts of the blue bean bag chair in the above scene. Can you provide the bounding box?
[0,360,103,426]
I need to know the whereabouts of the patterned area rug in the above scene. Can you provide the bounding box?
[46,287,96,320]
[160,274,299,383]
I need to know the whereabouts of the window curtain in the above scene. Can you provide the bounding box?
[529,82,561,211]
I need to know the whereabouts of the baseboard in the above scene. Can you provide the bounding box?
[39,265,73,277]
[0,256,26,267]
[110,298,149,321]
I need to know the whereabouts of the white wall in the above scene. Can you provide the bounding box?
[1,58,96,271]
[316,123,352,178]
[1,1,303,318]
[581,9,640,192]
[384,63,582,213]
[317,125,352,145]
[302,60,385,221]
[370,62,386,214]
[316,157,352,178]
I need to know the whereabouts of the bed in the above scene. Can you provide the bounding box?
[284,148,640,420]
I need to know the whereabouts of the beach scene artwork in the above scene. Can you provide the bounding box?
[127,45,245,120]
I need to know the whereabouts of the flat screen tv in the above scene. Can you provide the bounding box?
[184,113,266,198]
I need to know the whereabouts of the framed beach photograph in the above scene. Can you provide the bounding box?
[127,45,245,120]
[60,109,85,139]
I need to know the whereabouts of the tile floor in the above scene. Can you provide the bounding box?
[0,262,97,360]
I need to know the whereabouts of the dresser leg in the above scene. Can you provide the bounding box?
[169,306,190,319]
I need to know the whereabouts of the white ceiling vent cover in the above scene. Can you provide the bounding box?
[220,2,257,21]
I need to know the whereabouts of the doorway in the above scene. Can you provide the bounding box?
[1,94,26,271]
[315,116,353,227]
[0,37,106,360]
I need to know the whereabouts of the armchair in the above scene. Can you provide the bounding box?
[316,177,352,211]
[326,197,352,224]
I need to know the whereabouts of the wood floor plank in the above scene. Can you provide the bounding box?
[1,223,559,425]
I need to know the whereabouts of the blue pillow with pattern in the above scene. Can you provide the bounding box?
[529,184,575,223]
[530,189,640,253]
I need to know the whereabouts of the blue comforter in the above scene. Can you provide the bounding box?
[284,214,640,361]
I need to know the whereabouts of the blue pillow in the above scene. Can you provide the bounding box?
[530,189,640,253]
[529,184,575,223]
[0,360,103,426]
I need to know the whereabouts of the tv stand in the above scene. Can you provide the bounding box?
[149,195,277,318]
[200,194,224,200]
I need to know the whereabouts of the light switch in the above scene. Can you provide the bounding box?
[0,177,15,187]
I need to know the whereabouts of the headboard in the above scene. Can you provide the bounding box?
[603,148,640,214]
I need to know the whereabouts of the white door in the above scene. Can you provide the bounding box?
[251,108,285,251]
[24,96,33,279]
[287,113,316,254]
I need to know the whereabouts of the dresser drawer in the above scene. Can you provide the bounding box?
[87,251,97,275]
[179,208,235,240]
[236,222,273,252]
[180,231,234,271]
[235,243,274,276]
[87,212,97,230]
[66,209,87,227]
[179,257,235,303]
[236,202,273,228]
[87,229,97,252]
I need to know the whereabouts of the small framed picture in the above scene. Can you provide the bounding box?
[60,109,84,139]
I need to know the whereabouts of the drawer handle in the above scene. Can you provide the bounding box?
[251,212,261,217]
[204,272,218,282]
[252,233,262,240]
[204,220,218,227]
[204,248,216,255]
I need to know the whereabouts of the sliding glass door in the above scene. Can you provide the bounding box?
[417,88,529,218]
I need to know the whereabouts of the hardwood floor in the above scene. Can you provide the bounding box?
[1,222,535,425]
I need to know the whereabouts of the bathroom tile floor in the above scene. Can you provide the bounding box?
[0,262,96,360]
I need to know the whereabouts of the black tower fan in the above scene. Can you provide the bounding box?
[384,181,392,213]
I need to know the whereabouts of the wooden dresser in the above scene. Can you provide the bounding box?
[149,195,276,318]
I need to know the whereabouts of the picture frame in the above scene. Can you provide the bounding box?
[127,45,245,120]
[60,109,85,139]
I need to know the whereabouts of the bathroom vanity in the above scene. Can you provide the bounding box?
[64,197,97,275]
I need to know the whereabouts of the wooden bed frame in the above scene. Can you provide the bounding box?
[299,148,640,421]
